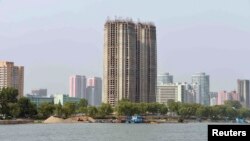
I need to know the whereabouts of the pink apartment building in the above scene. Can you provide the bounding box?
[217,90,239,105]
[69,75,86,98]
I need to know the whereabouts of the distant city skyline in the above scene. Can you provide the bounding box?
[0,0,250,94]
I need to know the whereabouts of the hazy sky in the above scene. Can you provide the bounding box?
[0,0,250,95]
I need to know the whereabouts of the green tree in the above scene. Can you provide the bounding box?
[87,106,98,117]
[225,107,238,119]
[210,105,227,120]
[178,106,191,118]
[76,99,88,114]
[78,107,87,114]
[159,104,168,115]
[17,97,37,118]
[8,103,20,118]
[178,104,197,118]
[167,100,181,114]
[217,105,227,118]
[147,103,161,114]
[239,108,250,118]
[137,103,148,115]
[77,99,88,108]
[0,87,18,116]
[62,102,76,118]
[0,87,18,103]
[38,102,55,118]
[196,106,210,118]
[55,102,63,117]
[210,106,219,120]
[224,100,242,109]
[115,100,136,116]
[98,103,113,117]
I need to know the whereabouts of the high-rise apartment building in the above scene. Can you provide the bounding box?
[217,91,230,105]
[237,79,250,108]
[217,90,239,105]
[181,82,196,103]
[230,90,240,101]
[103,18,157,106]
[192,72,210,105]
[157,72,173,85]
[210,92,218,106]
[69,75,86,99]
[86,77,102,106]
[0,61,24,98]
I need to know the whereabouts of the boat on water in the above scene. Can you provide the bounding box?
[235,117,248,123]
[126,115,143,123]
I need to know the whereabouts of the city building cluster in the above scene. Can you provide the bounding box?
[1,18,249,109]
[69,75,102,106]
[26,76,102,107]
[157,72,250,108]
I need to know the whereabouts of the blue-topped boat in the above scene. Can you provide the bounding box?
[235,117,248,123]
[126,115,143,123]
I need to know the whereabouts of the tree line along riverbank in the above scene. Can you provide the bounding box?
[1,87,250,124]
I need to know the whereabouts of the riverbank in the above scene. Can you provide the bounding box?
[2,116,246,124]
[42,116,183,124]
[0,119,34,124]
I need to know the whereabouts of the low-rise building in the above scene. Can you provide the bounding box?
[54,94,81,105]
[27,95,54,107]
[156,83,184,104]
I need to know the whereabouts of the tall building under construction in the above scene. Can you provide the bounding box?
[103,18,157,106]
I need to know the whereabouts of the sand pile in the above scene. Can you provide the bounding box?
[64,118,78,123]
[43,116,96,123]
[44,116,65,124]
[87,117,96,123]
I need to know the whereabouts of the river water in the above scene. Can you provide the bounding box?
[0,123,207,141]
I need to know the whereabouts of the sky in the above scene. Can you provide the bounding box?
[0,0,250,95]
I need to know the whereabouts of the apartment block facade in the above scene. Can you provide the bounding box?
[192,72,210,105]
[156,83,184,104]
[103,18,157,106]
[237,79,250,108]
[86,77,102,106]
[69,75,86,99]
[0,61,24,98]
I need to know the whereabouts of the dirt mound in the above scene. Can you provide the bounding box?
[44,116,64,124]
[43,116,96,123]
[64,118,78,123]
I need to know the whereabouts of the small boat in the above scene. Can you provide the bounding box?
[235,117,248,123]
[131,115,143,123]
[126,115,143,123]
